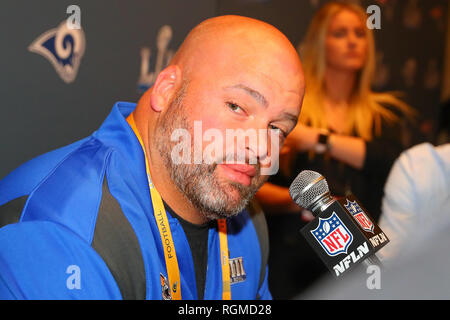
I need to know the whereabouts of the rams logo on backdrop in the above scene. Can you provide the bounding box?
[28,19,86,84]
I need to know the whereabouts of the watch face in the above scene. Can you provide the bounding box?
[318,133,329,145]
[315,143,327,154]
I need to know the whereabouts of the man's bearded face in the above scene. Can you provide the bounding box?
[155,83,268,221]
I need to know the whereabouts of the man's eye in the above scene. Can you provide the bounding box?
[227,102,242,112]
[269,125,286,138]
[226,102,246,115]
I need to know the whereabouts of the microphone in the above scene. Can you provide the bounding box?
[289,170,389,277]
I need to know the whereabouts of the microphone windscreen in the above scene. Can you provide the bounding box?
[289,170,329,209]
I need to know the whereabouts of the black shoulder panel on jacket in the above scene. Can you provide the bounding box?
[92,178,146,300]
[0,196,27,228]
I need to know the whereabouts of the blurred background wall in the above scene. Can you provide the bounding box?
[1,0,448,179]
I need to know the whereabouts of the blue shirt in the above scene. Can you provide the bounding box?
[0,102,271,300]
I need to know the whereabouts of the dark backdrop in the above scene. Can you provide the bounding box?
[1,0,448,179]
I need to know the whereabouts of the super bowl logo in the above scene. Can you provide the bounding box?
[344,199,374,233]
[311,212,353,256]
[28,19,86,83]
[137,25,174,92]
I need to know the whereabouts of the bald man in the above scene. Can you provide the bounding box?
[0,16,304,300]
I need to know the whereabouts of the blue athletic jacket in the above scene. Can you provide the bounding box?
[0,102,271,300]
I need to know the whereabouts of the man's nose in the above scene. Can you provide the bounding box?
[245,128,272,166]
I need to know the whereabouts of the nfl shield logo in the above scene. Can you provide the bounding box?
[344,200,374,233]
[311,212,353,256]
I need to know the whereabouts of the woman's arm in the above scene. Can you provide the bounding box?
[328,134,366,169]
[287,121,404,176]
[255,182,301,215]
[286,124,366,170]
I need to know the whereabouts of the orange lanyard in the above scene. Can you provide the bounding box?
[218,219,231,300]
[126,113,231,300]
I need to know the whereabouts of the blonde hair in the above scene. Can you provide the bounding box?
[298,1,414,140]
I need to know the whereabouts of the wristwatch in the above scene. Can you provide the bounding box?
[315,129,331,154]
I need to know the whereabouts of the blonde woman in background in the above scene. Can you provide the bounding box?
[256,1,415,299]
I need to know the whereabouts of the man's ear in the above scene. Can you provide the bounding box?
[150,65,182,112]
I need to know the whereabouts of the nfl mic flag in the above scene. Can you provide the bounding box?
[300,194,389,277]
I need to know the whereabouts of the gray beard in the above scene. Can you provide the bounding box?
[154,85,266,221]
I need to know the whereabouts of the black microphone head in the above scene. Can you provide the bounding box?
[289,170,331,213]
